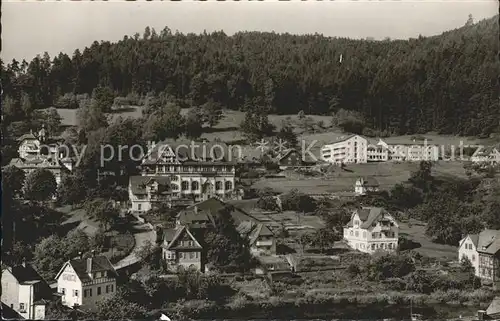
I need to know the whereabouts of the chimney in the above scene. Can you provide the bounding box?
[21,258,26,268]
[194,206,198,214]
[86,257,92,273]
[78,251,83,259]
[91,250,96,257]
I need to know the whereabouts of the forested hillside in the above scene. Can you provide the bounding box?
[1,15,498,136]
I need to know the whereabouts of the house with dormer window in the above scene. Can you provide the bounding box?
[55,254,117,311]
[343,207,399,254]
[459,229,500,284]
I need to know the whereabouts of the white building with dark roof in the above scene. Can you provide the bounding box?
[10,126,74,186]
[55,254,117,311]
[343,207,399,254]
[129,141,237,212]
[354,177,380,195]
[1,262,52,320]
[459,229,500,283]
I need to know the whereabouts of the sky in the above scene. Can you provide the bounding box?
[2,0,498,62]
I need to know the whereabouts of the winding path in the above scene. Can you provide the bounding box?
[113,219,157,270]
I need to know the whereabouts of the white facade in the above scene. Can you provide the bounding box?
[321,135,368,164]
[321,136,440,165]
[1,266,47,320]
[343,208,399,254]
[130,142,237,212]
[56,258,117,311]
[458,235,480,275]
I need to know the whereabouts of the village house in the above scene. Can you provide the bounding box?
[237,221,276,255]
[129,141,237,212]
[459,229,500,284]
[55,254,117,311]
[9,126,74,186]
[163,197,276,273]
[343,207,399,254]
[1,261,52,320]
[161,225,204,272]
[354,177,380,196]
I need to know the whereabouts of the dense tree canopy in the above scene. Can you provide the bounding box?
[2,16,498,137]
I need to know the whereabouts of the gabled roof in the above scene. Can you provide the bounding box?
[477,229,500,255]
[237,221,274,245]
[129,175,172,195]
[177,209,215,227]
[3,263,45,285]
[163,225,202,250]
[55,255,116,283]
[184,197,259,225]
[346,207,392,229]
[471,234,479,248]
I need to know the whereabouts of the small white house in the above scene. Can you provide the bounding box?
[1,262,51,320]
[55,254,117,311]
[354,177,380,195]
[458,234,480,275]
[343,207,399,254]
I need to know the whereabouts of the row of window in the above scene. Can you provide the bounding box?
[464,243,474,250]
[60,284,114,298]
[347,230,396,238]
[180,181,233,191]
[354,242,395,250]
[154,165,233,172]
[83,284,114,298]
[165,251,200,260]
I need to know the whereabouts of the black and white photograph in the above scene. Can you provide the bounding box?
[1,0,499,320]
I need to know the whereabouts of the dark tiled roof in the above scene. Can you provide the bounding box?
[129,175,172,195]
[237,221,274,245]
[477,229,500,255]
[185,197,259,225]
[7,264,44,284]
[177,209,215,226]
[65,256,116,283]
[163,226,202,250]
[142,140,238,165]
[346,207,387,229]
